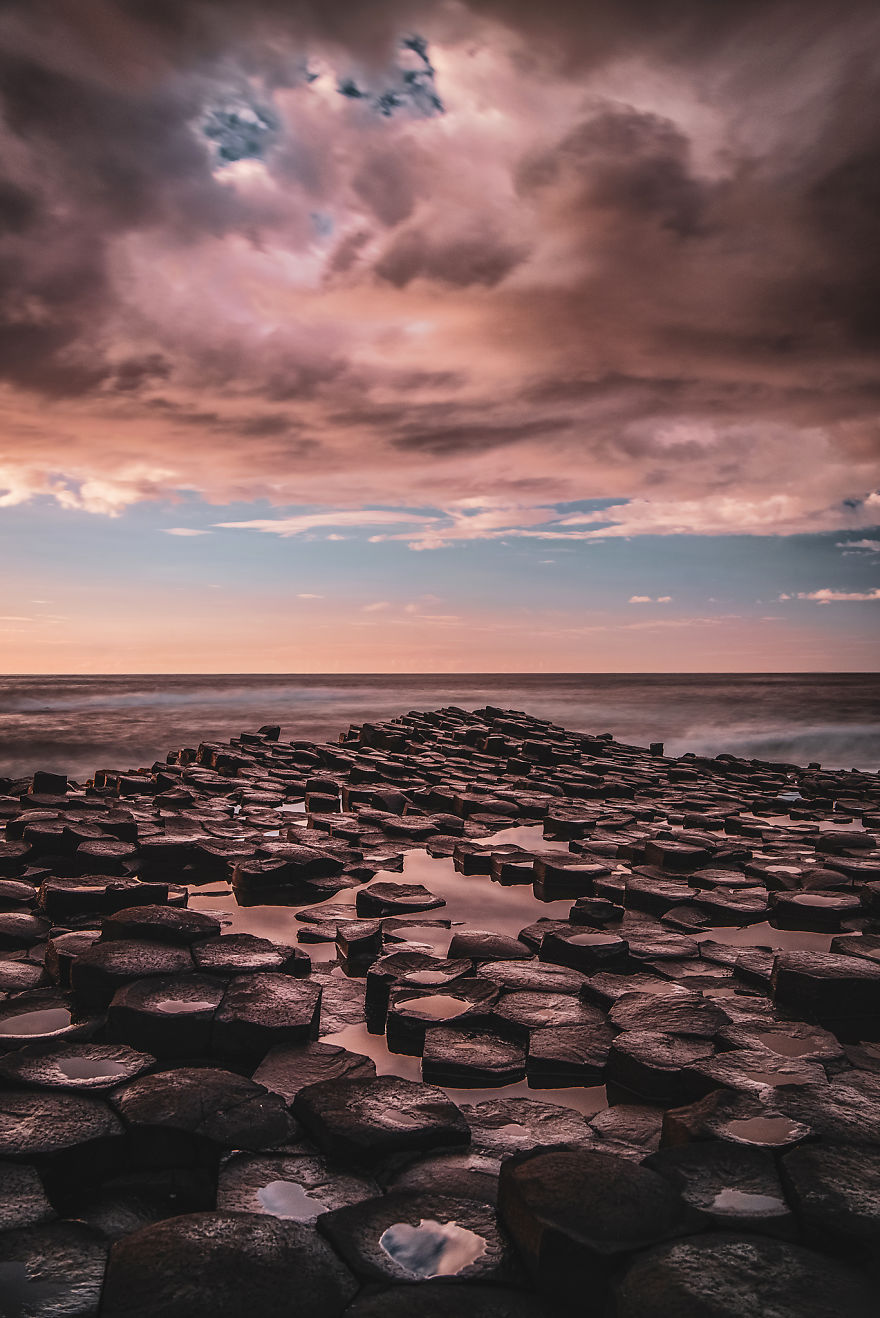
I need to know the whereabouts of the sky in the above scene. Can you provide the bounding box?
[0,0,878,673]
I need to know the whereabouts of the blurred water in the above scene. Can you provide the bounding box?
[0,672,877,780]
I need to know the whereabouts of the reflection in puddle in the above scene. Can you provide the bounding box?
[322,1023,606,1115]
[494,1122,531,1140]
[396,995,472,1019]
[738,1070,807,1087]
[724,1115,804,1144]
[387,925,450,951]
[753,1033,819,1057]
[379,1218,487,1278]
[698,922,832,953]
[0,1262,67,1316]
[0,1008,71,1035]
[257,1180,325,1220]
[404,969,459,986]
[153,999,218,1014]
[711,1187,787,1214]
[57,1057,131,1080]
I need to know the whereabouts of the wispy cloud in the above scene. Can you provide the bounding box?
[780,588,880,603]
[837,539,880,553]
[164,527,211,536]
[629,595,672,604]
[216,511,434,537]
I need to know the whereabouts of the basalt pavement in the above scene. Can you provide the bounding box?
[0,706,878,1316]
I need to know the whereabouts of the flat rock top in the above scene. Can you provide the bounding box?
[294,1075,470,1165]
[500,1147,689,1255]
[100,1212,358,1318]
[0,1090,124,1156]
[774,952,880,979]
[110,1066,296,1148]
[0,1040,155,1090]
[614,1232,875,1318]
[253,1041,376,1104]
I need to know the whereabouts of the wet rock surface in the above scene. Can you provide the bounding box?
[0,1221,108,1318]
[294,1075,471,1169]
[318,1189,512,1284]
[101,1212,359,1318]
[0,703,877,1312]
[613,1232,875,1317]
[217,1151,378,1222]
[498,1147,692,1303]
[341,1282,554,1317]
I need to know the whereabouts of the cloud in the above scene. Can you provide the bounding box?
[211,493,880,551]
[296,592,324,599]
[0,0,877,543]
[362,600,391,611]
[216,510,435,536]
[164,527,211,536]
[629,594,672,604]
[837,539,880,552]
[782,588,880,603]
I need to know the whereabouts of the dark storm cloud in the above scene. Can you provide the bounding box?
[374,226,527,288]
[391,417,572,456]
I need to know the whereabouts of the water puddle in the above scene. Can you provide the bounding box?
[153,999,219,1014]
[57,1057,131,1080]
[723,1115,804,1145]
[737,1070,808,1087]
[379,1219,487,1278]
[323,1022,607,1115]
[395,995,472,1019]
[257,1180,325,1220]
[753,1032,819,1057]
[0,1262,67,1316]
[698,923,832,953]
[0,1007,71,1036]
[711,1188,787,1214]
[404,969,460,986]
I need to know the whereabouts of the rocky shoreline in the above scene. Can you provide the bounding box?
[0,704,878,1315]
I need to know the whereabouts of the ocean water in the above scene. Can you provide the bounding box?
[0,673,877,781]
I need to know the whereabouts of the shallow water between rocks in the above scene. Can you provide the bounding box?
[183,814,846,1121]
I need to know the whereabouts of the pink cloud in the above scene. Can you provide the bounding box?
[0,0,876,547]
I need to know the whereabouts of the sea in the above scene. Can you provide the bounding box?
[0,672,877,782]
